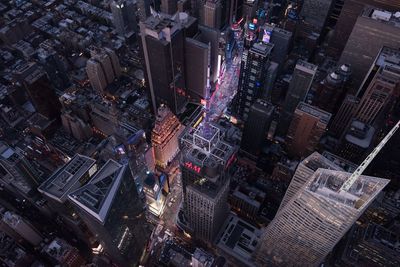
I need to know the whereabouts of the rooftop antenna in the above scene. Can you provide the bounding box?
[340,119,400,192]
[202,42,212,139]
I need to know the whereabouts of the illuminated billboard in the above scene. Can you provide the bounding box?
[263,29,272,43]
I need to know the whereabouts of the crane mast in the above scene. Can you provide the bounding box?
[340,119,400,192]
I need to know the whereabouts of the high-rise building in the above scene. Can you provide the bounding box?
[338,7,400,92]
[240,99,274,158]
[339,120,375,164]
[68,160,150,266]
[299,0,334,35]
[151,105,184,169]
[1,211,43,246]
[184,38,208,100]
[140,14,196,114]
[278,60,317,136]
[313,69,347,113]
[242,0,258,21]
[234,42,274,120]
[61,111,93,141]
[354,47,400,125]
[340,223,400,266]
[37,48,70,91]
[179,113,238,242]
[161,0,178,15]
[110,0,137,36]
[328,0,400,58]
[202,0,222,29]
[261,24,293,67]
[278,152,341,212]
[38,154,97,243]
[22,64,61,120]
[329,94,359,138]
[286,102,331,158]
[137,0,151,22]
[86,47,121,95]
[255,169,389,266]
[0,142,43,197]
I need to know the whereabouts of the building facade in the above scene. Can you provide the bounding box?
[286,102,331,158]
[240,99,274,158]
[68,160,150,266]
[278,60,317,136]
[256,169,389,266]
[151,105,184,169]
[234,42,274,120]
[179,113,238,242]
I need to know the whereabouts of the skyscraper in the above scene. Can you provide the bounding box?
[37,48,70,91]
[68,160,150,266]
[278,60,317,136]
[256,169,389,266]
[161,0,178,15]
[286,102,331,158]
[299,0,334,35]
[339,120,376,164]
[240,99,274,158]
[0,142,42,197]
[86,47,121,95]
[137,0,151,22]
[277,152,341,212]
[110,0,137,36]
[184,38,208,100]
[328,0,400,58]
[262,24,293,67]
[354,47,400,125]
[151,105,184,169]
[313,69,346,113]
[140,14,196,114]
[234,42,274,121]
[339,7,400,92]
[202,0,222,29]
[21,64,61,120]
[179,113,238,242]
[38,154,97,244]
[329,94,359,138]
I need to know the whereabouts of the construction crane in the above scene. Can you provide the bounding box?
[340,119,400,192]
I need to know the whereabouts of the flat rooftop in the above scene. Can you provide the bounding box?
[296,59,318,72]
[302,152,343,172]
[217,214,260,266]
[345,120,375,149]
[297,102,332,125]
[307,169,389,210]
[38,154,96,203]
[362,7,400,28]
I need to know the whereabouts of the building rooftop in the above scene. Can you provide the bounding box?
[38,154,96,203]
[68,160,125,223]
[307,169,389,210]
[322,151,357,173]
[251,42,274,56]
[302,152,343,172]
[217,214,260,266]
[297,102,332,125]
[345,120,375,148]
[362,7,400,28]
[365,223,400,251]
[296,59,318,72]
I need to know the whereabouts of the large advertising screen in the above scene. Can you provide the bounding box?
[263,29,272,43]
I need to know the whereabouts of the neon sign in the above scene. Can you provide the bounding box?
[184,161,201,174]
